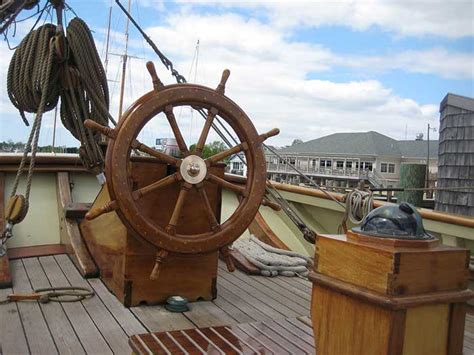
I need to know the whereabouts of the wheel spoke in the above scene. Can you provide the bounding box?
[206,142,247,165]
[195,107,218,155]
[132,173,180,200]
[197,185,219,230]
[207,173,246,196]
[166,184,190,234]
[164,105,188,154]
[131,139,180,166]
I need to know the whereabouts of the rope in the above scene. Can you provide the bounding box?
[3,15,113,246]
[8,25,57,206]
[0,286,94,304]
[338,189,374,233]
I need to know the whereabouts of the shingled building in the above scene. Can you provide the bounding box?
[435,93,474,217]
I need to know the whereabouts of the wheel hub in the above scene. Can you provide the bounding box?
[180,155,207,184]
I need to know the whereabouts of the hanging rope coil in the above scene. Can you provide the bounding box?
[7,24,59,126]
[7,18,112,172]
[3,16,112,248]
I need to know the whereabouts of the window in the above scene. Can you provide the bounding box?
[310,159,317,168]
[232,162,241,170]
[320,159,326,168]
[388,164,395,174]
[362,162,373,171]
[355,161,359,169]
[346,161,352,169]
[326,160,332,167]
[289,157,296,165]
[336,161,344,168]
[380,163,388,173]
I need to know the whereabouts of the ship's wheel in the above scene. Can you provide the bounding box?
[84,62,278,275]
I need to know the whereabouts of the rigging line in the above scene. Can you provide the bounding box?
[3,1,51,50]
[0,0,26,35]
[115,0,186,83]
[187,40,199,141]
[8,2,41,23]
[264,144,347,209]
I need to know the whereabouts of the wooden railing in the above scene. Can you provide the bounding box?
[266,162,365,178]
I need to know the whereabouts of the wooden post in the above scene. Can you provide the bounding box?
[0,173,12,288]
[310,231,472,354]
[57,172,98,277]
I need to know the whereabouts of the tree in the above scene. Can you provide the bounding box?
[189,141,229,161]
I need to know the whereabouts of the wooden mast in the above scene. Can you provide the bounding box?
[118,0,131,120]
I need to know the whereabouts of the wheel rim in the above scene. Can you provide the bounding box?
[106,84,267,254]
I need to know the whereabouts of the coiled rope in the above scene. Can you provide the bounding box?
[338,189,374,233]
[2,17,113,249]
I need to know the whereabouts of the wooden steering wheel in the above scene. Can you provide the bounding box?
[84,62,278,275]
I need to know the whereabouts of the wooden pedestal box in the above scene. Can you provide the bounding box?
[80,159,223,307]
[310,231,473,355]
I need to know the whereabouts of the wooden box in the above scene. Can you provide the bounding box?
[310,231,472,354]
[80,159,223,307]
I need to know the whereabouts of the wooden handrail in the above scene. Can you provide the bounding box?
[224,174,474,229]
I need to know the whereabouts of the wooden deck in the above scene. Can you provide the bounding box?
[0,254,473,354]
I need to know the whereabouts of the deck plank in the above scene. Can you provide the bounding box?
[87,278,147,336]
[0,287,30,354]
[22,257,85,354]
[219,264,310,313]
[262,274,312,301]
[216,283,274,323]
[271,273,313,294]
[238,322,291,354]
[212,289,256,324]
[4,254,474,354]
[219,271,299,318]
[39,256,112,355]
[10,259,59,355]
[184,301,237,328]
[218,276,284,320]
[54,254,130,354]
[131,305,195,333]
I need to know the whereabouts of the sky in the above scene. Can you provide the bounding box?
[0,0,472,148]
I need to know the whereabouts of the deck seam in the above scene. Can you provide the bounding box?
[216,278,273,322]
[37,256,88,354]
[219,265,310,312]
[51,255,114,354]
[21,258,61,354]
[218,269,300,317]
[86,278,148,335]
[11,259,58,354]
[218,273,296,319]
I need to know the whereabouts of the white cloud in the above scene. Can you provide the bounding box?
[198,0,474,38]
[139,11,441,145]
[341,48,474,80]
[0,6,458,149]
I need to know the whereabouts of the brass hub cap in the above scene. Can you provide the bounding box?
[180,155,207,184]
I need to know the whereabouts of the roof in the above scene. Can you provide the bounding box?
[275,131,438,159]
[398,140,439,158]
[440,93,474,112]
